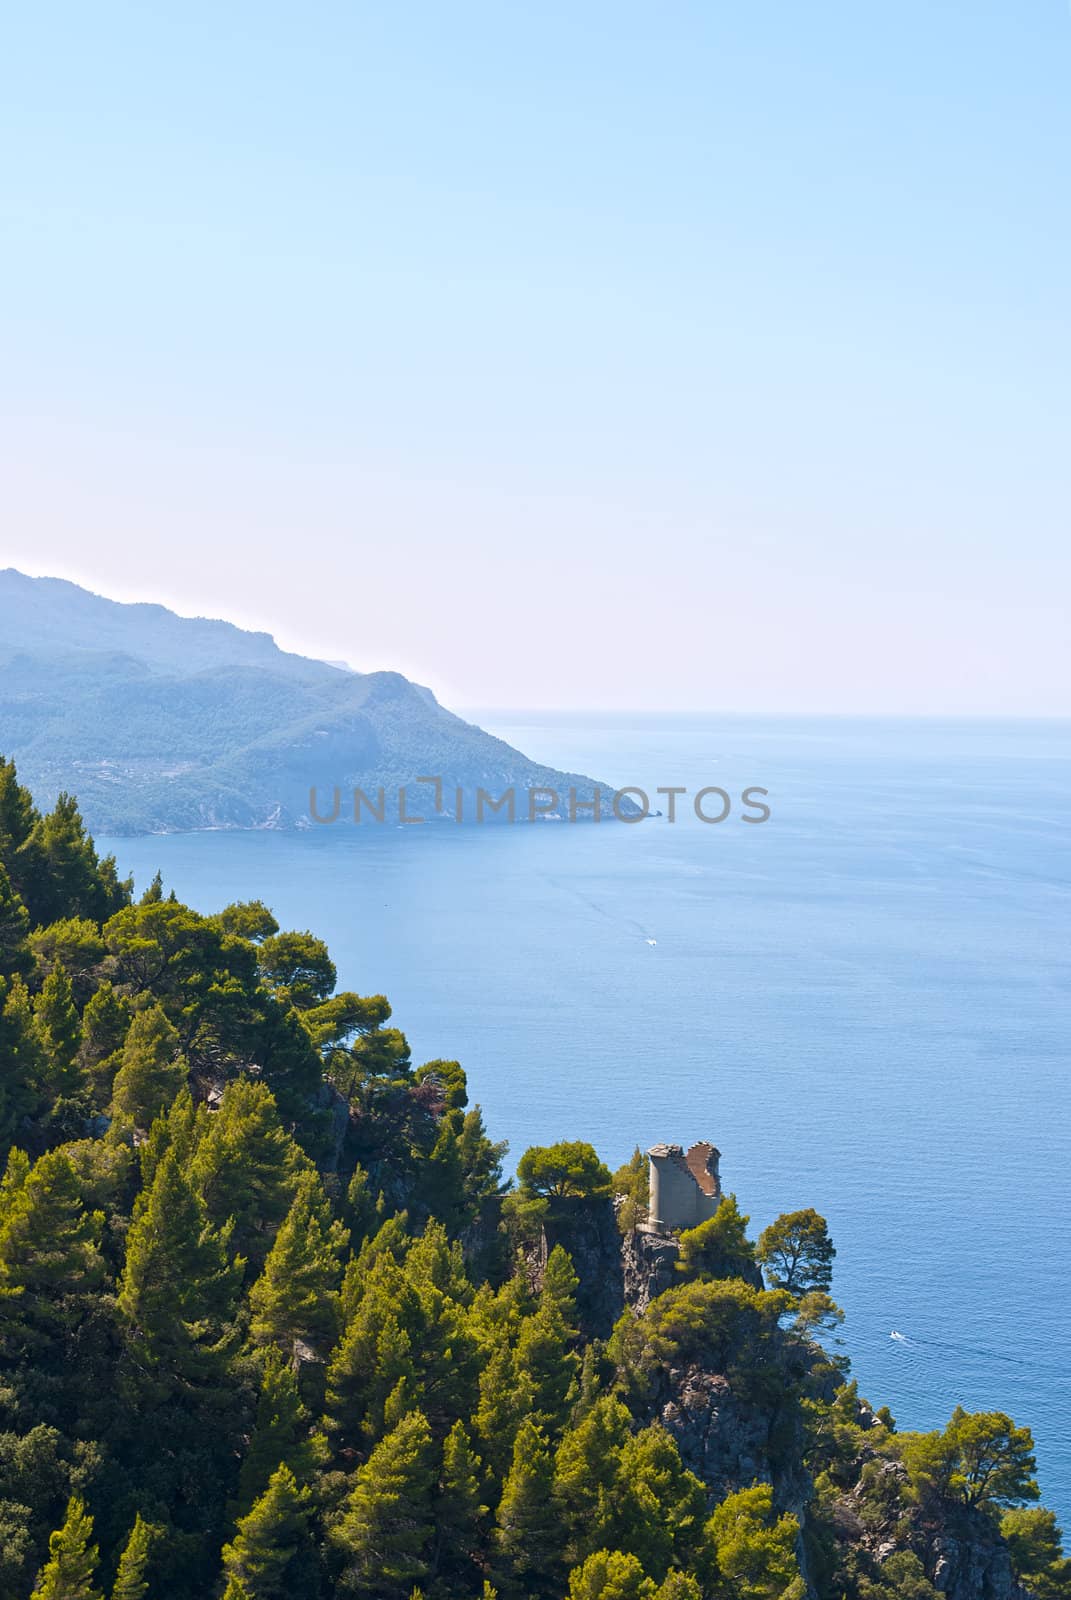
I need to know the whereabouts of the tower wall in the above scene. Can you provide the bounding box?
[647,1143,722,1230]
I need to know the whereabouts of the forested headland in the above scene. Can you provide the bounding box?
[0,753,1066,1600]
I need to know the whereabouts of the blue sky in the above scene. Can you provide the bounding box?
[1,2,1068,711]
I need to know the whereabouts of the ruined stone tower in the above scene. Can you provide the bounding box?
[647,1141,722,1231]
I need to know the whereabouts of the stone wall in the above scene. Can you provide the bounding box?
[648,1141,722,1230]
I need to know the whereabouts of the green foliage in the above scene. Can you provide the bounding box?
[111,1513,157,1600]
[493,1417,560,1596]
[15,790,129,929]
[326,1225,477,1453]
[331,1411,436,1596]
[612,1148,649,1233]
[567,1548,656,1600]
[236,1347,327,1515]
[190,1078,311,1265]
[30,918,105,1003]
[435,1419,487,1587]
[676,1195,755,1283]
[117,1147,243,1385]
[221,1462,314,1599]
[78,982,132,1104]
[472,1337,535,1487]
[214,900,280,942]
[1000,1506,1071,1599]
[257,930,337,1010]
[0,861,31,980]
[0,1147,105,1354]
[857,1550,938,1600]
[790,1290,844,1340]
[706,1484,804,1600]
[0,975,45,1150]
[610,1279,791,1388]
[248,1171,346,1350]
[33,1493,103,1600]
[109,1002,186,1129]
[516,1142,612,1202]
[900,1406,1038,1513]
[413,1058,469,1110]
[756,1209,835,1296]
[33,963,83,1097]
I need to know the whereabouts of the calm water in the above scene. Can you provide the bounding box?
[100,715,1071,1526]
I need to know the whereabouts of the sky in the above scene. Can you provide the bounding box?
[1,2,1068,713]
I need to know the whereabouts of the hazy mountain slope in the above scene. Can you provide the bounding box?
[0,572,617,834]
[0,567,336,681]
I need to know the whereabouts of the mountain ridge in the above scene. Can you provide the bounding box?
[0,570,621,835]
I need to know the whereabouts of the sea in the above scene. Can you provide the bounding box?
[99,713,1071,1527]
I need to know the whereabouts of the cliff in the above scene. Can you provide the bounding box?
[527,1200,1041,1600]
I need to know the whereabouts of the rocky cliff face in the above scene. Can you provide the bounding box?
[524,1196,626,1337]
[654,1360,812,1512]
[620,1224,682,1312]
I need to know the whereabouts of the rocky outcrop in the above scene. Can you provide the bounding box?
[835,1460,1032,1600]
[621,1225,681,1312]
[656,1362,787,1501]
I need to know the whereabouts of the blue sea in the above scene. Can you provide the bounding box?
[100,714,1071,1527]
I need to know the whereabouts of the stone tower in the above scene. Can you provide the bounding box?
[647,1141,722,1231]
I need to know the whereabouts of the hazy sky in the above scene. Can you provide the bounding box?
[2,3,1068,712]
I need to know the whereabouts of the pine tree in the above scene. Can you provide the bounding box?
[0,976,44,1151]
[0,862,31,980]
[566,1549,655,1600]
[542,1245,580,1328]
[406,1219,474,1306]
[344,1162,376,1249]
[139,871,164,906]
[651,1577,701,1600]
[23,792,121,926]
[79,981,132,1102]
[111,1513,156,1600]
[515,1285,579,1436]
[0,755,38,863]
[473,1338,535,1487]
[435,1419,487,1587]
[0,1144,30,1198]
[109,1002,186,1129]
[606,1426,707,1581]
[401,1224,479,1431]
[0,1147,104,1352]
[221,1463,313,1599]
[117,1147,242,1384]
[191,1078,311,1266]
[136,1086,205,1202]
[677,1194,756,1284]
[33,1494,103,1600]
[331,1411,436,1597]
[417,1113,469,1231]
[248,1171,345,1351]
[493,1418,561,1596]
[706,1485,804,1600]
[32,962,82,1097]
[236,1347,326,1515]
[554,1394,632,1561]
[324,1257,420,1450]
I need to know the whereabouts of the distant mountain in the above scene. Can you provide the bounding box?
[0,570,623,835]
